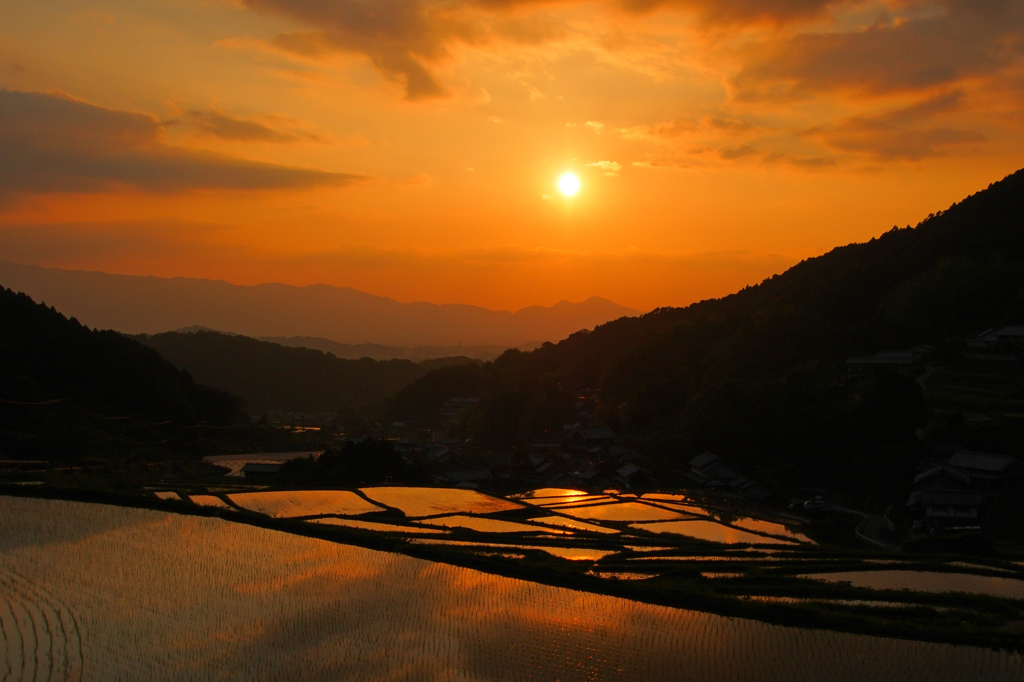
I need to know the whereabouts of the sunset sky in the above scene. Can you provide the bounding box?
[2,0,1023,311]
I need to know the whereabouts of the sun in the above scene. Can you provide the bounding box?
[558,172,580,196]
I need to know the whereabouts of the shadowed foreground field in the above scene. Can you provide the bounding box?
[1,497,1022,681]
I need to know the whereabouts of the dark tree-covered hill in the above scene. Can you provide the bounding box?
[387,168,1024,498]
[136,330,477,415]
[0,288,244,460]
[0,288,241,422]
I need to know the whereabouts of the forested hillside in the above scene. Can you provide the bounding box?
[0,288,243,459]
[137,331,477,415]
[387,168,1024,498]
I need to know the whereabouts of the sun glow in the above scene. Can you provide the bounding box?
[558,173,580,196]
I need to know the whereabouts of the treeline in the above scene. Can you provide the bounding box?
[137,331,479,416]
[386,168,1024,497]
[278,439,423,487]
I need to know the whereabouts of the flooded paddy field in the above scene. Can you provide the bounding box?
[125,484,1024,639]
[3,496,1024,682]
[800,571,1024,600]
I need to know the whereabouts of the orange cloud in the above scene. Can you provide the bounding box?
[804,92,986,160]
[731,2,1024,100]
[619,0,839,25]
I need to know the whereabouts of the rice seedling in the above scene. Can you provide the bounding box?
[529,516,620,534]
[228,490,384,518]
[516,488,590,499]
[639,494,717,517]
[630,520,800,545]
[308,518,447,534]
[559,502,685,522]
[415,515,571,534]
[408,538,617,561]
[530,496,618,509]
[730,518,815,543]
[359,487,523,517]
[586,571,652,581]
[188,495,234,510]
[641,493,692,503]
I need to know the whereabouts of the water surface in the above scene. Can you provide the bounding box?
[800,571,1024,599]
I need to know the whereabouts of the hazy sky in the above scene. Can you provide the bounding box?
[2,0,1023,310]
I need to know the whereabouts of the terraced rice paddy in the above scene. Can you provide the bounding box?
[640,494,720,516]
[530,516,620,534]
[153,491,179,501]
[309,518,447,534]
[631,520,800,545]
[530,495,616,508]
[407,539,677,562]
[228,490,384,518]
[2,497,1023,681]
[558,501,686,522]
[188,494,234,510]
[203,452,318,477]
[517,488,591,499]
[360,486,524,516]
[416,515,570,534]
[800,571,1024,599]
[730,518,815,543]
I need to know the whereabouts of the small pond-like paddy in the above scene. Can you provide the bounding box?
[800,571,1024,600]
[360,486,524,516]
[631,519,799,545]
[228,489,384,517]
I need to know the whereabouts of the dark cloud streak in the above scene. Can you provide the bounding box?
[619,0,838,25]
[244,0,476,99]
[0,90,364,194]
[181,109,319,143]
[804,91,985,160]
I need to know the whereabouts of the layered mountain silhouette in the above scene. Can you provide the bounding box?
[0,262,640,348]
[136,330,478,414]
[256,335,533,362]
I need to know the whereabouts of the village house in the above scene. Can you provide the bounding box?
[437,467,492,488]
[944,450,1018,488]
[912,463,972,491]
[845,346,931,376]
[686,452,770,501]
[569,425,617,449]
[905,448,1018,532]
[241,462,283,480]
[906,489,986,531]
[965,326,1024,362]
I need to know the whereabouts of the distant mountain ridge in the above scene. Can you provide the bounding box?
[257,336,539,362]
[0,262,640,347]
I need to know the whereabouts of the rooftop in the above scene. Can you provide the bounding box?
[907,490,986,507]
[913,463,971,486]
[689,451,720,469]
[946,451,1017,473]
